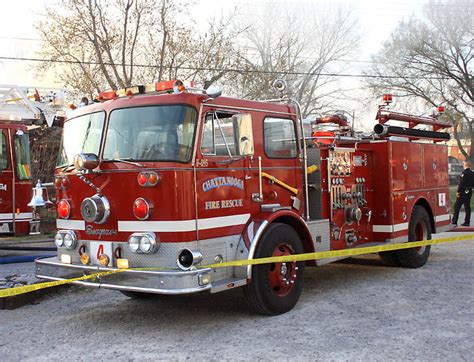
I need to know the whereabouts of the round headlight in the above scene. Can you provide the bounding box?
[139,236,154,253]
[128,236,140,252]
[63,231,77,249]
[55,233,64,247]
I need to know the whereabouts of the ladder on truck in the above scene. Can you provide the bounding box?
[0,85,67,127]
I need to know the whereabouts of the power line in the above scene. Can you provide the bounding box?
[0,55,449,81]
[0,36,384,65]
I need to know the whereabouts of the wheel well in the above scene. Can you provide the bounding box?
[271,215,314,255]
[413,198,435,232]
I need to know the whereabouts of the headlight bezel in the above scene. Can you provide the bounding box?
[63,230,78,249]
[55,230,77,250]
[127,232,159,254]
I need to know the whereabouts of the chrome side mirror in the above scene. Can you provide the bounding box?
[73,153,99,171]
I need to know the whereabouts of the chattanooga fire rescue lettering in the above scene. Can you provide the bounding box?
[202,177,244,192]
[205,199,243,210]
[35,79,453,316]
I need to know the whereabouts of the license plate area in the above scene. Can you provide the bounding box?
[89,241,114,266]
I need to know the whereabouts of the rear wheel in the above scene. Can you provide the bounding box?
[396,205,431,268]
[244,223,305,315]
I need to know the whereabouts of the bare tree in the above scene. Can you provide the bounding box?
[36,0,241,95]
[366,0,474,159]
[234,2,360,118]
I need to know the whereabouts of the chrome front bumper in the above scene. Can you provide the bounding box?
[35,257,212,295]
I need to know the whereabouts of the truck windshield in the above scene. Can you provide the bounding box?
[103,105,197,162]
[57,112,105,167]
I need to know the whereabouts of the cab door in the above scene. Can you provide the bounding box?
[0,129,14,232]
[194,108,255,280]
[195,108,254,238]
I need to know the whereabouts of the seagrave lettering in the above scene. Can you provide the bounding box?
[85,225,118,236]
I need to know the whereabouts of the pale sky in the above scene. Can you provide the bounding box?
[0,0,426,86]
[0,0,428,125]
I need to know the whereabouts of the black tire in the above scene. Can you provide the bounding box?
[396,205,432,268]
[378,251,401,266]
[244,223,305,315]
[120,290,157,299]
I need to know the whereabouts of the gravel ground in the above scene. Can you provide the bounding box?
[0,231,473,361]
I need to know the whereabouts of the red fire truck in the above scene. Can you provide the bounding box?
[35,80,451,315]
[0,85,65,235]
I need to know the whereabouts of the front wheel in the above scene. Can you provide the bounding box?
[396,205,432,268]
[244,223,305,315]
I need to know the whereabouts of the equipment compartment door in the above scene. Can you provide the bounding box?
[423,144,448,188]
[391,142,423,191]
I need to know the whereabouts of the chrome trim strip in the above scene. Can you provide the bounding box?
[91,166,301,174]
[36,257,213,295]
[56,219,86,230]
[36,275,212,295]
[203,103,296,116]
[246,220,268,278]
[99,283,211,295]
[198,214,251,230]
[0,212,33,220]
[372,222,409,233]
[118,214,251,232]
[393,222,409,232]
[435,214,450,222]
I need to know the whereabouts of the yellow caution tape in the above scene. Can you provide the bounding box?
[205,233,473,268]
[0,270,124,298]
[0,233,472,299]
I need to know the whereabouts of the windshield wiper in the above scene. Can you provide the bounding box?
[105,158,144,167]
[61,164,75,172]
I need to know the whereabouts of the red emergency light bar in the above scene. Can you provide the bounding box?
[96,80,196,102]
[154,80,196,93]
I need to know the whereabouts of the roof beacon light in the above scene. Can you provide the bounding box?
[437,106,445,114]
[383,94,393,104]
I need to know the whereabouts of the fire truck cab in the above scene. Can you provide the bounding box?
[35,81,451,315]
[0,85,65,234]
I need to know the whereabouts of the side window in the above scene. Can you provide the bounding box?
[14,131,31,180]
[0,132,8,170]
[264,117,297,158]
[201,112,250,157]
[201,115,216,155]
